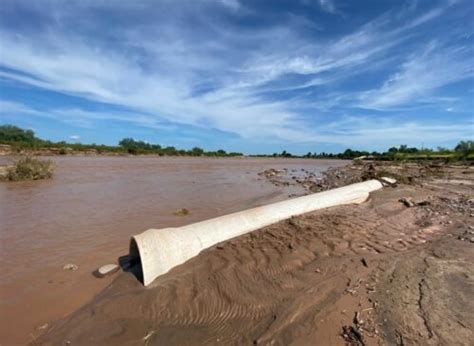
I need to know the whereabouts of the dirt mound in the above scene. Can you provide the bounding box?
[259,161,450,195]
[37,164,474,345]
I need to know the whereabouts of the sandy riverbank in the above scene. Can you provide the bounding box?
[34,162,474,345]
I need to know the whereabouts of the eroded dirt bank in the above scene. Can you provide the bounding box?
[36,163,474,345]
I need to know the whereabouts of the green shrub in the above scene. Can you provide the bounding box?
[3,156,54,181]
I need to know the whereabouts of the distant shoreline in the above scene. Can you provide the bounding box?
[0,150,349,159]
[1,148,472,163]
[1,125,473,161]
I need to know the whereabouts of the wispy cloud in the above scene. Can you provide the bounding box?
[0,100,175,130]
[318,0,338,14]
[316,115,474,147]
[359,41,474,109]
[218,0,241,11]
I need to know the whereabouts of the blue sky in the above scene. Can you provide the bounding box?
[0,0,473,154]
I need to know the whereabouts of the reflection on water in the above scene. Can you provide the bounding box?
[0,156,347,344]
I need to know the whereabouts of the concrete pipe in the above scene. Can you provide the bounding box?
[130,179,383,286]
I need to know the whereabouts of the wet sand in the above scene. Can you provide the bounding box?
[0,156,346,345]
[35,162,474,345]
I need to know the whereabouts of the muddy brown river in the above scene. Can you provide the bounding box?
[0,156,346,344]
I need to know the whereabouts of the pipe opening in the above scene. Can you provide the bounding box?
[129,237,141,264]
[124,238,144,283]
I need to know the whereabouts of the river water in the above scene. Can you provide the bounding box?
[0,156,347,344]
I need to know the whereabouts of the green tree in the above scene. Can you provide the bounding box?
[119,138,139,154]
[191,147,204,156]
[388,147,398,153]
[163,146,177,155]
[454,140,474,152]
[0,125,37,143]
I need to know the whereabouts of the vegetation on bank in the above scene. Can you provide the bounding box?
[1,156,54,181]
[252,142,474,161]
[0,124,472,161]
[0,125,243,157]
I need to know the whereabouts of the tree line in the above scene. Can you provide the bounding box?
[252,141,473,160]
[117,137,242,156]
[1,124,472,160]
[0,125,243,157]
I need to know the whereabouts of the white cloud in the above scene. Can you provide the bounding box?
[311,115,474,148]
[0,24,339,141]
[69,135,80,140]
[318,0,338,14]
[359,42,473,109]
[0,100,39,114]
[407,7,444,28]
[218,0,240,11]
[0,100,177,130]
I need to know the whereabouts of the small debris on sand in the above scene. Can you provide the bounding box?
[341,325,365,345]
[399,197,415,208]
[361,258,369,267]
[380,176,397,185]
[354,311,364,326]
[458,228,474,243]
[258,168,286,178]
[36,323,49,331]
[62,264,78,271]
[96,264,120,278]
[143,330,156,341]
[173,208,189,216]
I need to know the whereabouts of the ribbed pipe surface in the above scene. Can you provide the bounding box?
[130,179,383,286]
